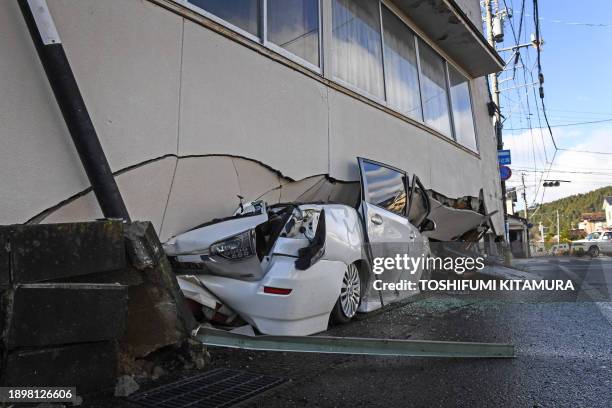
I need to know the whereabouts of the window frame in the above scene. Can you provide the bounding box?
[416,38,454,139]
[181,0,263,43]
[329,0,388,105]
[180,0,323,74]
[446,62,480,151]
[380,3,423,122]
[263,0,323,73]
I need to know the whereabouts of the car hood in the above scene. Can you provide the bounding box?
[572,239,592,244]
[164,211,268,255]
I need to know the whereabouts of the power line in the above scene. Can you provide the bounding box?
[557,148,612,156]
[532,0,557,150]
[526,14,611,28]
[505,117,612,130]
[512,167,612,175]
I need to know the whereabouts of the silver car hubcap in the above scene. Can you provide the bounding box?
[340,264,361,318]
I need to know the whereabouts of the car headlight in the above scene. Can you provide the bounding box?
[210,230,256,260]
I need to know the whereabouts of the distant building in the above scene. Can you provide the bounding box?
[507,214,528,258]
[604,197,612,227]
[578,212,606,233]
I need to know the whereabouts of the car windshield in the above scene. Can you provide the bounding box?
[586,232,600,240]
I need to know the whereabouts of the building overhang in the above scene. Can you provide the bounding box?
[392,0,504,77]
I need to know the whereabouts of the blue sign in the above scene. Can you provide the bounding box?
[498,149,511,165]
[500,165,512,181]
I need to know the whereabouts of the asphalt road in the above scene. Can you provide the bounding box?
[203,256,612,407]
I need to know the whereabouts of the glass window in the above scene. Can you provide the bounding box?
[418,40,452,136]
[448,65,477,151]
[187,0,260,37]
[332,0,385,99]
[362,161,406,216]
[267,0,319,66]
[381,7,422,120]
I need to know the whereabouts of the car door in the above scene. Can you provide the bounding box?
[601,232,612,254]
[407,175,431,232]
[406,175,432,276]
[357,158,415,304]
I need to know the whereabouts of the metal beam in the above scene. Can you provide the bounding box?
[194,327,515,358]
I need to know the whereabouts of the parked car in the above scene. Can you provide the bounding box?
[163,158,435,336]
[571,231,612,257]
[549,243,570,256]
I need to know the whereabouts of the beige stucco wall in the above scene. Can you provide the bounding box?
[0,0,504,239]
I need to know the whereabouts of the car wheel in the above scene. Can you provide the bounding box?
[331,263,362,324]
[588,246,600,258]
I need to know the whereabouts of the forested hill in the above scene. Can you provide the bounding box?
[527,185,612,236]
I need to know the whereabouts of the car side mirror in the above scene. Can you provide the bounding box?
[420,218,436,232]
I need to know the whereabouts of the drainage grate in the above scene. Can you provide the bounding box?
[128,368,287,408]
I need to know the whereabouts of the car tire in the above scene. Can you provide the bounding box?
[331,263,362,324]
[588,246,600,258]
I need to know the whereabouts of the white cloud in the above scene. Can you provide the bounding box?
[503,125,612,210]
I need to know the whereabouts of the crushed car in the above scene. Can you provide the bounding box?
[164,158,468,336]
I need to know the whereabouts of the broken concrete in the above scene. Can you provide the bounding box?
[120,222,197,359]
[114,375,140,397]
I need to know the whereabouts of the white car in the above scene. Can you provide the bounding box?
[572,231,612,257]
[164,158,435,336]
[549,243,570,256]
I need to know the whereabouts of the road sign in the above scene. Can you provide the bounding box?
[498,149,511,165]
[500,165,512,181]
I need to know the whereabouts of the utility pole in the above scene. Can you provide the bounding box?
[484,0,501,128]
[484,0,507,242]
[521,173,528,219]
[539,222,544,243]
[556,210,560,244]
[521,172,530,257]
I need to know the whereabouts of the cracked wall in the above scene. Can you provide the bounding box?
[0,0,504,237]
[37,155,331,241]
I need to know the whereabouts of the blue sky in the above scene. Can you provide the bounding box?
[496,0,612,207]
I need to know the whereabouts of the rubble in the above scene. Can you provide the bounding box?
[114,375,140,397]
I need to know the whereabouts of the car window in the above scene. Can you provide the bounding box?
[604,232,612,240]
[361,160,406,216]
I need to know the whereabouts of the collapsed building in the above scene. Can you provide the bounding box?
[0,0,506,394]
[2,0,504,242]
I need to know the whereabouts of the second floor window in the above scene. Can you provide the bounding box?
[332,0,385,100]
[188,0,259,37]
[381,5,421,121]
[418,40,452,137]
[267,0,320,66]
[448,65,477,151]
